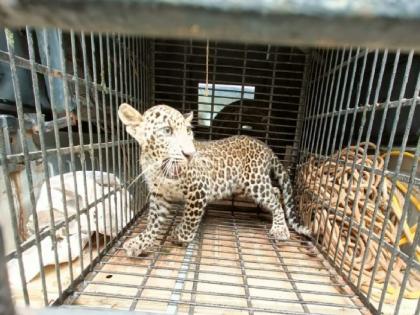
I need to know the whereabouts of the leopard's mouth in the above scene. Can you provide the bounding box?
[161,158,183,179]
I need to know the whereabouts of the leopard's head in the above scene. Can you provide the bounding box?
[118,103,196,174]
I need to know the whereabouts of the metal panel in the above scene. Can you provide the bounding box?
[154,39,307,168]
[0,28,152,307]
[1,1,420,49]
[297,48,420,315]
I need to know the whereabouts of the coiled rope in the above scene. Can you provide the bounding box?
[298,143,420,303]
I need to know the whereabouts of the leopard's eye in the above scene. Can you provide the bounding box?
[186,126,192,135]
[161,126,172,135]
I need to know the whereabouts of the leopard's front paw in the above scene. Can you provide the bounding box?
[122,235,152,257]
[171,224,196,246]
[269,224,290,241]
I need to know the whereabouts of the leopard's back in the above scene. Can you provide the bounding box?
[190,135,275,200]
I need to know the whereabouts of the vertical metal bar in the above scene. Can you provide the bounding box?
[150,39,156,107]
[309,50,334,154]
[70,30,90,275]
[42,29,73,300]
[305,49,333,231]
[57,29,85,284]
[292,50,309,170]
[310,49,346,242]
[26,27,63,295]
[99,33,109,246]
[182,41,187,114]
[139,37,144,210]
[365,51,414,301]
[393,185,420,315]
[122,35,129,226]
[264,226,309,313]
[208,42,217,140]
[90,32,101,256]
[376,68,420,313]
[303,49,327,158]
[187,225,204,315]
[300,49,324,166]
[237,44,247,136]
[0,225,16,315]
[296,50,316,168]
[42,28,75,286]
[0,126,29,304]
[295,52,315,205]
[167,241,196,314]
[117,34,124,232]
[356,51,401,290]
[415,298,420,315]
[347,50,388,278]
[127,36,133,222]
[339,49,380,273]
[320,48,347,157]
[315,50,340,160]
[127,36,134,222]
[323,47,362,254]
[111,34,119,237]
[138,38,145,209]
[131,36,138,220]
[80,31,96,264]
[128,217,177,311]
[330,48,369,264]
[232,215,253,315]
[265,46,277,145]
[306,49,337,207]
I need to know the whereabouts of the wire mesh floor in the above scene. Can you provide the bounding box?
[65,208,368,315]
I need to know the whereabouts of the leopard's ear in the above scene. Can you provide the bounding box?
[183,111,193,124]
[118,103,143,126]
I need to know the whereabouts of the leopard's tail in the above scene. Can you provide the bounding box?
[271,155,311,237]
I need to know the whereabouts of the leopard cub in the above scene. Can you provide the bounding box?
[118,103,310,256]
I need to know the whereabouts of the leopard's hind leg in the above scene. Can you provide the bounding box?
[245,176,290,241]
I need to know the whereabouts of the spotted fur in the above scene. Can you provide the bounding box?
[119,103,310,256]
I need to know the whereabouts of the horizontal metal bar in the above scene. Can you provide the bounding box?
[156,97,302,111]
[191,109,300,123]
[72,291,326,315]
[154,41,306,57]
[85,280,362,310]
[154,58,307,69]
[103,252,330,274]
[155,87,301,100]
[94,267,349,297]
[154,66,305,76]
[1,1,420,49]
[193,137,300,151]
[155,78,303,91]
[3,139,135,164]
[101,258,334,281]
[155,56,307,74]
[305,97,420,121]
[299,151,420,186]
[0,51,135,105]
[155,72,304,83]
[309,49,370,84]
[195,126,297,136]
[92,267,346,290]
[120,230,317,256]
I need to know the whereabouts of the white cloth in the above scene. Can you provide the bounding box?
[8,171,131,287]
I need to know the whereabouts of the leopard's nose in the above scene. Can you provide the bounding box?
[182,150,195,161]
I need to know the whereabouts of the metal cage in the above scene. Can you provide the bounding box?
[0,2,419,315]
